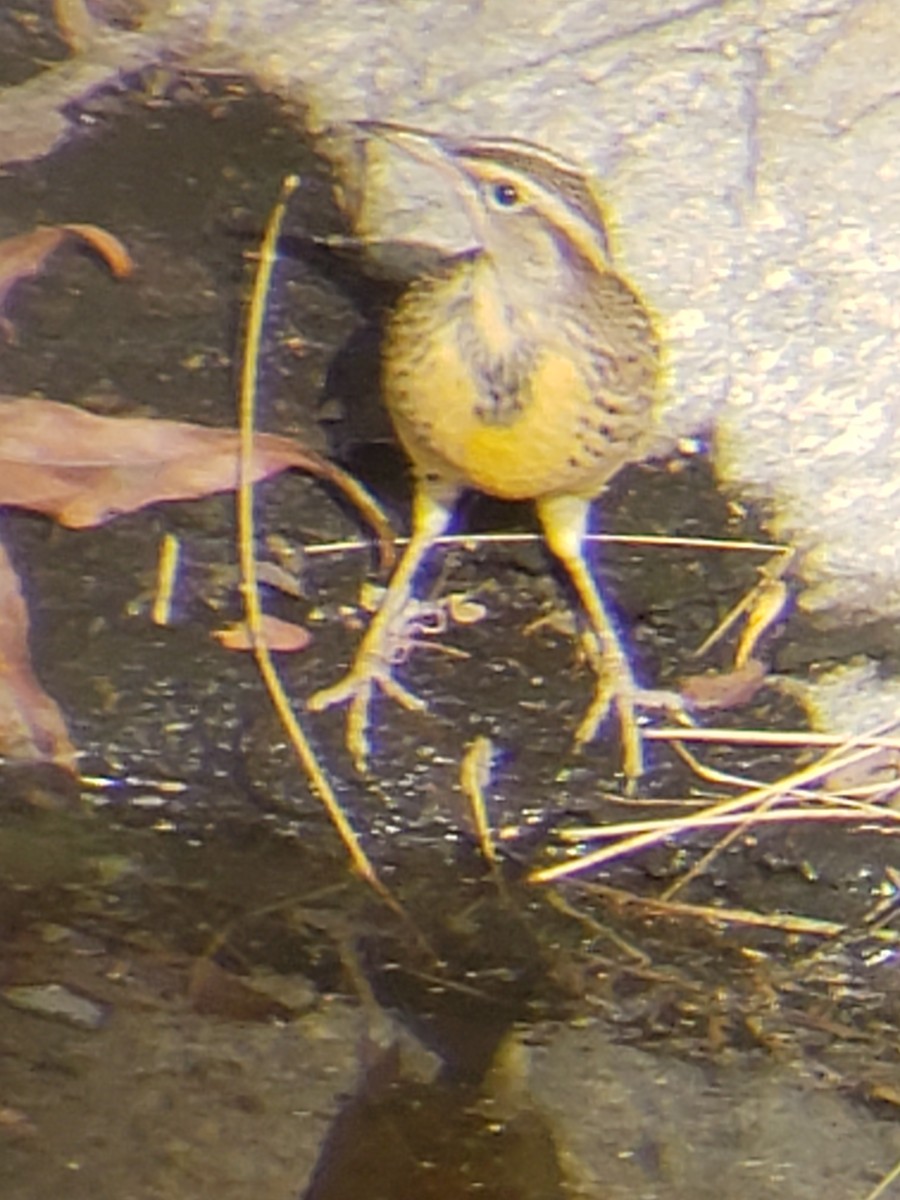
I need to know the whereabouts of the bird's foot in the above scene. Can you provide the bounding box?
[309,654,427,773]
[308,594,474,772]
[576,635,691,784]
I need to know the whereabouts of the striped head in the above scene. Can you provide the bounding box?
[355,122,615,286]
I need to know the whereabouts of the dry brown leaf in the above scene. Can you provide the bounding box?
[0,535,76,772]
[213,614,312,653]
[680,657,768,711]
[59,222,133,278]
[0,397,393,560]
[187,958,295,1022]
[0,396,393,775]
[0,223,132,332]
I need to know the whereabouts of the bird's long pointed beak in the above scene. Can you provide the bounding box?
[351,121,490,247]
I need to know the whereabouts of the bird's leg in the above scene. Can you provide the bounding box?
[536,493,684,782]
[309,479,461,772]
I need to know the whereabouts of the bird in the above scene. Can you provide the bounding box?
[309,122,677,780]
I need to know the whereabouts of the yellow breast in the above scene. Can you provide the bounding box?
[382,257,654,502]
[388,331,617,500]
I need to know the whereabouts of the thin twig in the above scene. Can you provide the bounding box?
[460,736,499,869]
[301,530,786,557]
[581,882,844,936]
[238,175,381,893]
[558,806,900,842]
[859,1155,900,1200]
[646,726,900,752]
[531,732,900,884]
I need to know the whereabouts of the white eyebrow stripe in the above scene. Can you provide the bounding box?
[453,155,613,274]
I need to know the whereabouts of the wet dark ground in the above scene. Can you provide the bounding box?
[1,8,900,1199]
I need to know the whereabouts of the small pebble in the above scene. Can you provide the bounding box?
[2,983,110,1030]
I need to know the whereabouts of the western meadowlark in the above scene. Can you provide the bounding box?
[310,123,676,779]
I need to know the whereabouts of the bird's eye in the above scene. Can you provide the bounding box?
[490,181,520,208]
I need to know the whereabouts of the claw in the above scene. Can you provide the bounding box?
[574,658,690,783]
[308,481,460,773]
[572,603,688,782]
[537,492,693,786]
[309,659,428,772]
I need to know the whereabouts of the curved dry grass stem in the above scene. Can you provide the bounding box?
[692,546,793,660]
[531,719,900,885]
[238,174,381,893]
[558,805,900,842]
[581,881,844,937]
[859,1155,900,1200]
